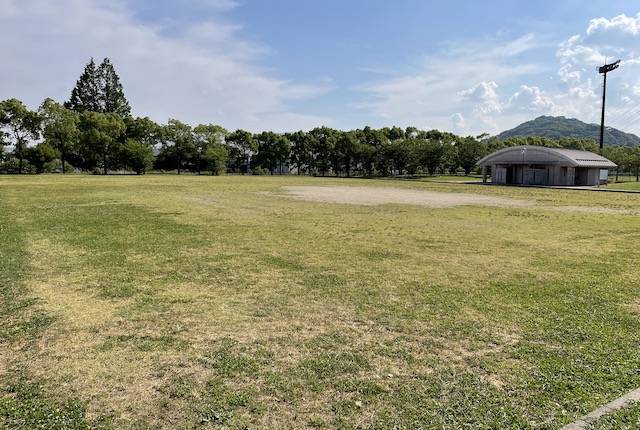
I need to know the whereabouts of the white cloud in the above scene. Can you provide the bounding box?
[557,64,582,84]
[507,86,554,112]
[459,82,503,114]
[0,0,331,132]
[356,33,547,135]
[553,13,640,134]
[584,14,640,47]
[450,113,467,136]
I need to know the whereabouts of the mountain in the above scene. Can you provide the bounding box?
[497,116,640,147]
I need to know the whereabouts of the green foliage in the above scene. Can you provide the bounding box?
[193,123,228,174]
[0,98,42,174]
[308,126,336,176]
[64,58,100,114]
[120,138,154,174]
[498,115,640,147]
[159,119,196,174]
[39,98,80,173]
[455,136,488,175]
[25,142,59,173]
[253,131,290,174]
[78,111,126,174]
[204,143,229,175]
[226,129,255,174]
[65,57,130,118]
[124,116,163,147]
[98,58,131,118]
[285,130,310,175]
[0,157,35,174]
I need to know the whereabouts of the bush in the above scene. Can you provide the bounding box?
[0,158,35,174]
[43,159,74,173]
[252,167,266,175]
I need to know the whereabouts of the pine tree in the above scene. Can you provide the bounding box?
[98,58,131,118]
[64,57,100,113]
[65,57,131,118]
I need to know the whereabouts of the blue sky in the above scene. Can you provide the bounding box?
[3,0,640,137]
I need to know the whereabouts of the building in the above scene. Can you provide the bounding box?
[476,145,617,186]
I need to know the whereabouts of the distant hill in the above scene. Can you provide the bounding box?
[498,116,640,147]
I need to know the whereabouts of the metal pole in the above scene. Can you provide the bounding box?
[599,71,607,152]
[521,147,526,185]
[598,60,620,153]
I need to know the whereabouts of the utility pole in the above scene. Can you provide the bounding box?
[598,60,620,152]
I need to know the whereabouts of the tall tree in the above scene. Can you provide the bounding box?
[253,131,290,175]
[285,130,310,175]
[0,98,42,174]
[226,129,256,174]
[39,98,80,173]
[161,119,195,174]
[65,57,131,118]
[455,136,487,175]
[121,138,154,174]
[308,126,336,176]
[418,130,456,175]
[79,111,126,174]
[0,131,6,158]
[124,116,163,146]
[204,143,229,175]
[98,58,131,118]
[334,131,357,176]
[194,124,228,174]
[64,58,100,113]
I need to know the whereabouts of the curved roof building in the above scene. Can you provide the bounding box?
[476,146,617,186]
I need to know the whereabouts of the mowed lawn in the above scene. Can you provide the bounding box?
[1,175,640,429]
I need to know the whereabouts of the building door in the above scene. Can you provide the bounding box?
[506,167,514,184]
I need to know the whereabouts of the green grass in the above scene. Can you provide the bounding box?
[610,180,640,191]
[1,174,640,428]
[588,402,640,429]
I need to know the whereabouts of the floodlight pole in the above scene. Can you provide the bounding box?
[598,60,620,153]
[521,147,526,185]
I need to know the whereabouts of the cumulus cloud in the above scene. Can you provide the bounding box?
[508,86,554,112]
[459,82,503,114]
[450,113,466,135]
[584,14,640,48]
[357,32,552,136]
[554,13,640,132]
[0,0,331,132]
[557,64,582,84]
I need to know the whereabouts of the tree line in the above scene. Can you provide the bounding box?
[2,58,640,179]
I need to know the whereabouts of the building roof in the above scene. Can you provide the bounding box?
[476,145,617,168]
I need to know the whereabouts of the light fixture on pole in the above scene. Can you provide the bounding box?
[598,59,620,152]
[521,147,526,185]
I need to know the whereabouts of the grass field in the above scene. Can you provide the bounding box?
[1,175,640,429]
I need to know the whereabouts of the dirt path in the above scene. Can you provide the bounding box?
[278,186,637,215]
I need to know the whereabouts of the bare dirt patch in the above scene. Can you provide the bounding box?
[276,186,638,214]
